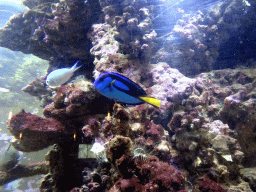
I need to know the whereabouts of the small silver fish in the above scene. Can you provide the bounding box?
[0,87,10,92]
[46,61,81,87]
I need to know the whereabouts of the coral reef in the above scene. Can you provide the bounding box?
[41,143,110,192]
[88,0,164,87]
[90,0,161,63]
[102,103,131,137]
[7,109,68,152]
[153,0,255,76]
[1,0,256,191]
[0,0,101,63]
[106,135,133,165]
[227,181,254,192]
[196,175,228,192]
[240,167,256,191]
[187,68,256,167]
[136,155,185,192]
[159,68,256,190]
[149,62,195,103]
[108,154,186,192]
[79,162,110,192]
[43,78,112,120]
[40,143,81,191]
[168,108,243,186]
[68,103,186,191]
[106,136,185,192]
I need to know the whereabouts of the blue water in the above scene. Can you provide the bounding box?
[0,2,48,190]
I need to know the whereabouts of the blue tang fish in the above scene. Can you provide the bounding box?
[93,72,161,108]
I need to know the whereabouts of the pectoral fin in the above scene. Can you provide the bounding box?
[139,96,161,108]
[112,80,130,91]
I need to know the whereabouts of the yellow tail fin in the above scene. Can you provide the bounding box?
[139,96,161,108]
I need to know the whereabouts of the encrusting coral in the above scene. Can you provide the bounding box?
[43,78,112,120]
[106,136,186,192]
[153,0,255,76]
[0,0,101,62]
[2,0,256,191]
[186,68,256,167]
[8,109,68,152]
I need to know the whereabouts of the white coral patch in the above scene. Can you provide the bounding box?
[90,139,105,155]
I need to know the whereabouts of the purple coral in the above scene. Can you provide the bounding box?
[8,110,67,152]
[109,155,185,192]
[144,120,165,142]
[82,118,101,143]
[138,156,185,191]
[110,177,142,192]
[197,175,227,192]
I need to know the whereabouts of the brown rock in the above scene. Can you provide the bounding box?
[8,110,68,152]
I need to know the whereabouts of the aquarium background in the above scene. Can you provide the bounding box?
[0,0,256,191]
[0,1,50,191]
